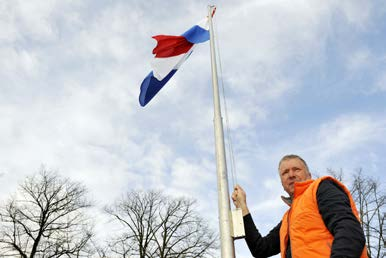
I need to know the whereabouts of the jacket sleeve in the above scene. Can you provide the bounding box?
[243,213,281,257]
[317,179,366,258]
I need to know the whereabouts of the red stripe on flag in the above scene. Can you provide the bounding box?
[152,35,193,58]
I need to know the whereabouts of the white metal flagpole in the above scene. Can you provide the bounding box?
[207,5,236,258]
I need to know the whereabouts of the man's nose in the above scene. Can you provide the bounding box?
[288,169,295,178]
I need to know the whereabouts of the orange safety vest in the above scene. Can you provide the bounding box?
[279,176,368,258]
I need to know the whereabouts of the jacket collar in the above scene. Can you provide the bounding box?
[281,195,292,206]
[293,179,314,198]
[281,179,314,206]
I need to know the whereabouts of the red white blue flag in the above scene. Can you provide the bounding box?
[139,17,211,107]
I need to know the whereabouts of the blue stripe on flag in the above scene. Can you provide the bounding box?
[182,25,210,44]
[139,70,178,106]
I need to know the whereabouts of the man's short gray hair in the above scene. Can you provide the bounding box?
[278,154,310,172]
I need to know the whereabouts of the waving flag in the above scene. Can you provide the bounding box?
[139,17,211,107]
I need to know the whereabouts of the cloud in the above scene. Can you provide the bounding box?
[315,114,386,156]
[343,47,386,95]
[0,0,87,44]
[169,158,215,195]
[375,71,386,92]
[0,47,41,80]
[346,48,372,72]
[336,0,373,29]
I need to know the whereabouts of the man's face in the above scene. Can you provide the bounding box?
[279,158,311,196]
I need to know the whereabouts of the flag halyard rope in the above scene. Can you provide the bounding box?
[213,18,238,188]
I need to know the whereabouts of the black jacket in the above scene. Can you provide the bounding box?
[243,179,366,258]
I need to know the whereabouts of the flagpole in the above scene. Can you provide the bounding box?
[208,5,235,258]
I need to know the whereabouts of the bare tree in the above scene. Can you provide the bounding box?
[350,169,385,258]
[328,168,385,258]
[88,239,109,258]
[326,168,344,182]
[0,169,94,258]
[107,234,135,258]
[105,190,218,258]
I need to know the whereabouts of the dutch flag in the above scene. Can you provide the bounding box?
[139,17,211,107]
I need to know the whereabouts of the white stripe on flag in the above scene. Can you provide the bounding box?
[150,48,195,81]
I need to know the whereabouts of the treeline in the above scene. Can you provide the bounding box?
[0,169,218,258]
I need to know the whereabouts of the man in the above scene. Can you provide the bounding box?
[232,154,368,258]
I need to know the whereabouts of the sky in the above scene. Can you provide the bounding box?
[1,0,386,257]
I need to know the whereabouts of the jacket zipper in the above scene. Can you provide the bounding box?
[287,207,292,258]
